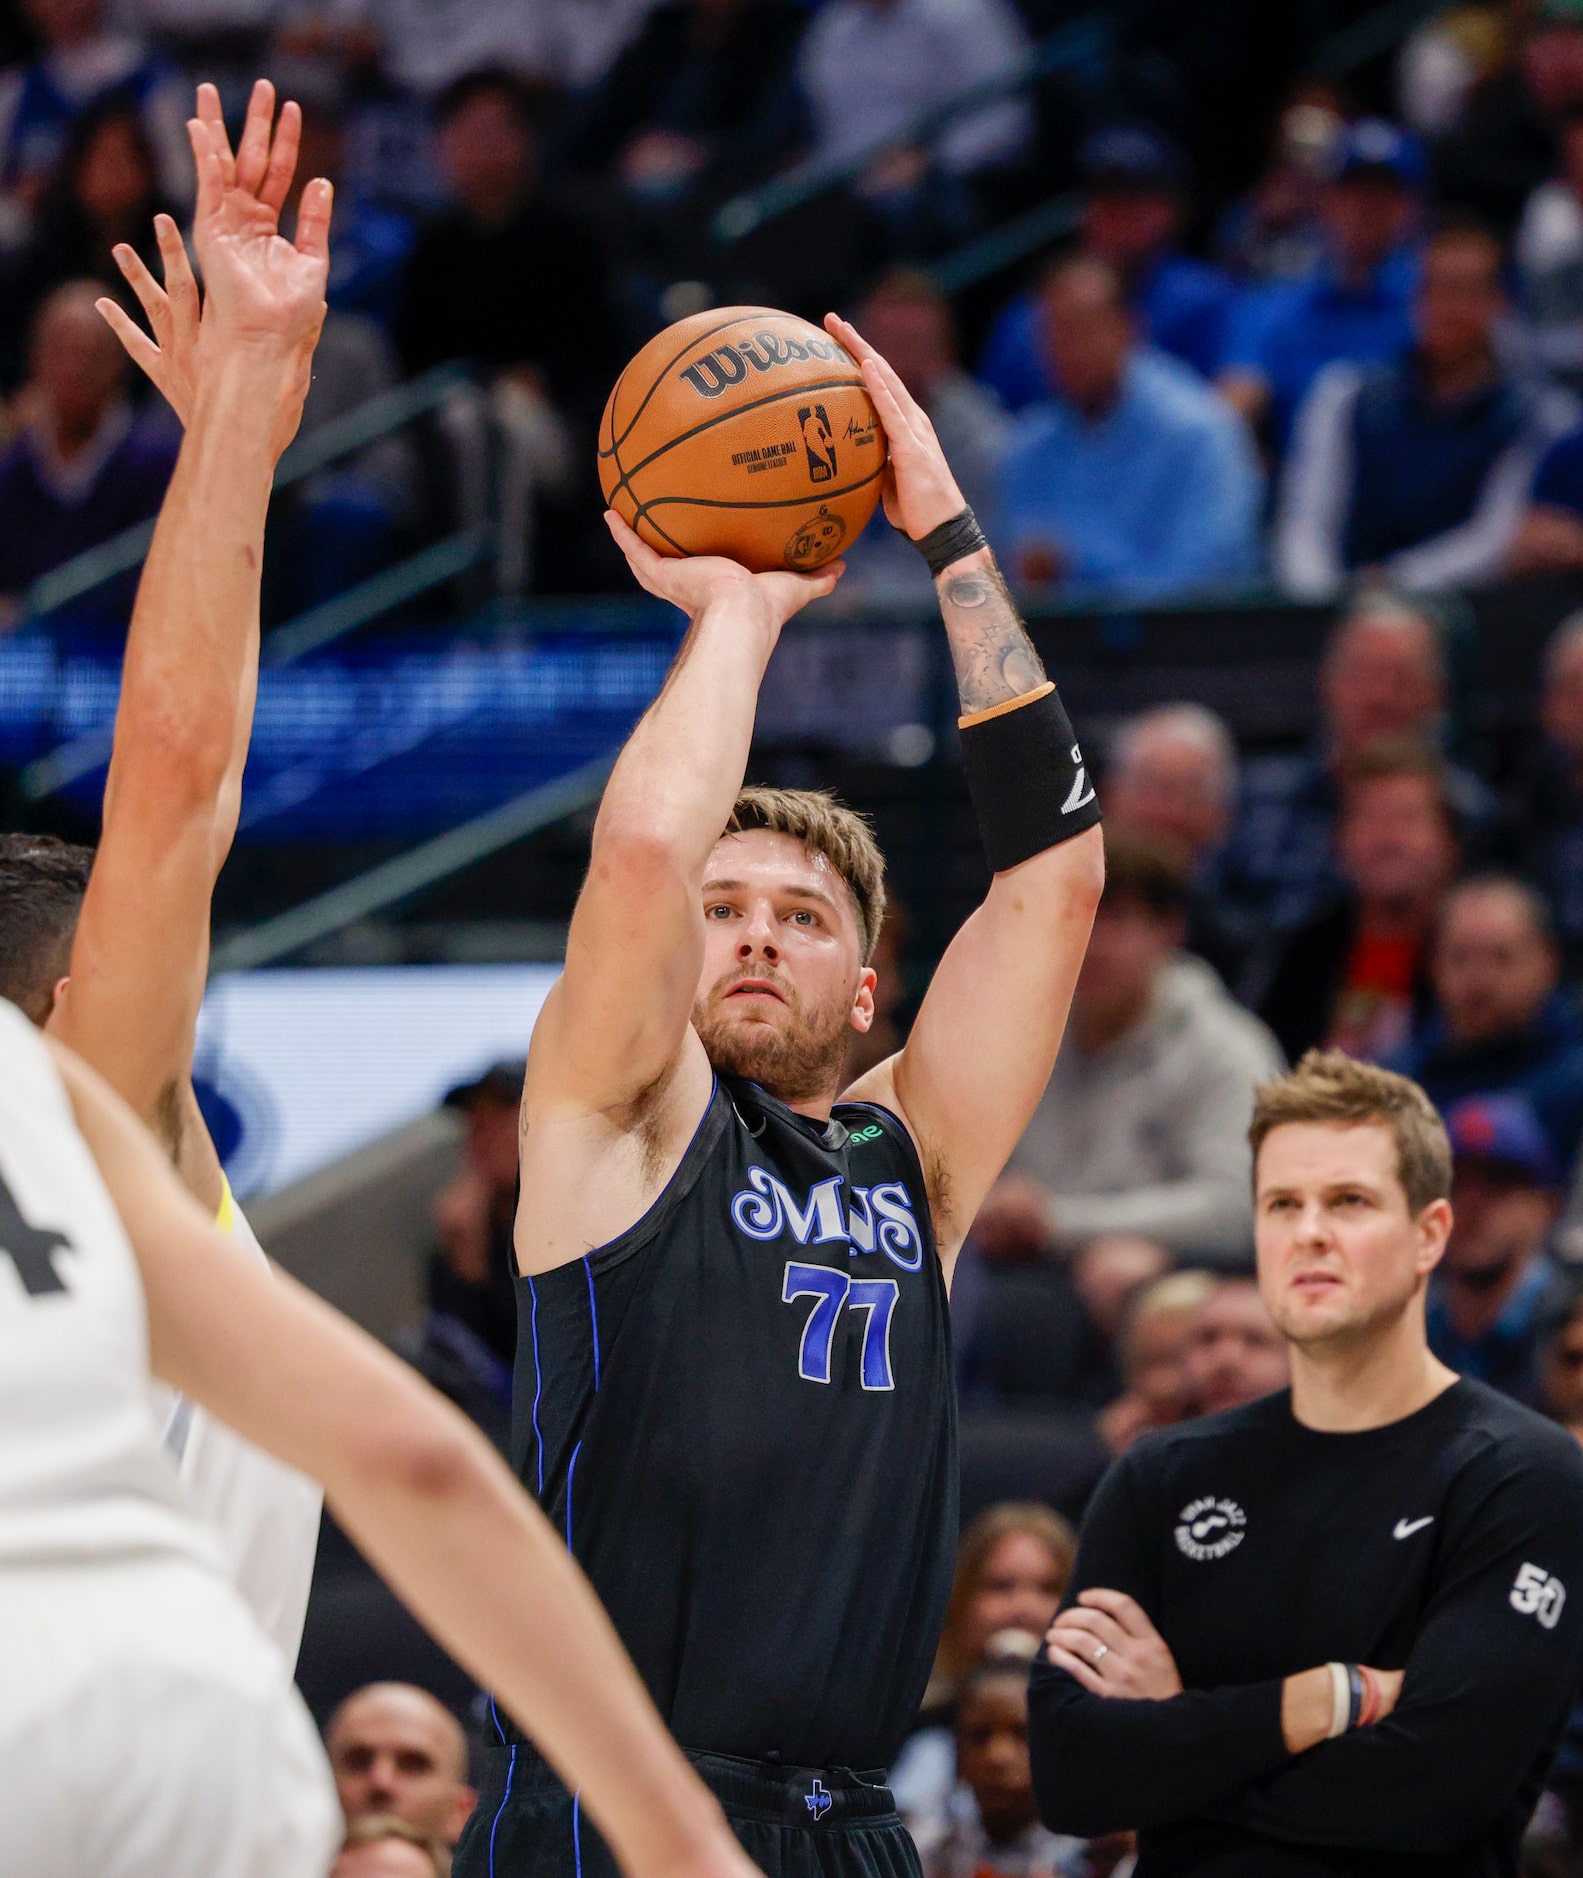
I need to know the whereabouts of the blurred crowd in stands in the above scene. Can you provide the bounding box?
[29,0,1583,610]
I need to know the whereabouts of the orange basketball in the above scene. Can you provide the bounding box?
[598,306,887,574]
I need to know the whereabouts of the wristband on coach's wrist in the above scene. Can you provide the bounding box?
[912,504,988,579]
[1326,1662,1350,1741]
[1347,1664,1366,1731]
[958,682,1101,871]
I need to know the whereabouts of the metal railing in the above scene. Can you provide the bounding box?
[710,12,1113,247]
[16,363,470,628]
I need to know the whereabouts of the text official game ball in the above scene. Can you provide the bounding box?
[598,307,887,574]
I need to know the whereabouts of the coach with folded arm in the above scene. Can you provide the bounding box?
[1028,1051,1583,1876]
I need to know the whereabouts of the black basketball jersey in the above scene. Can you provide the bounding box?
[506,1074,957,1772]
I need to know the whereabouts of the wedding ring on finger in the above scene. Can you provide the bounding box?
[1092,1642,1109,1664]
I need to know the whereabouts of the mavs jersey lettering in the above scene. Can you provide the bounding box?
[505,1076,956,1771]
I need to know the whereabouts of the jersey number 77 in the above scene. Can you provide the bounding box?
[782,1262,898,1391]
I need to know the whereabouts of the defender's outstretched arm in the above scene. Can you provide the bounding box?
[49,1036,754,1878]
[832,317,1104,1270]
[49,82,330,1210]
[525,521,842,1122]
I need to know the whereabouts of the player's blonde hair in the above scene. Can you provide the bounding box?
[723,787,887,964]
[340,1814,450,1875]
[1249,1049,1452,1215]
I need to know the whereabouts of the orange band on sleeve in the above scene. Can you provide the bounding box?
[957,680,1055,732]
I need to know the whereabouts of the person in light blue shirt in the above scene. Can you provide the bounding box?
[992,257,1263,601]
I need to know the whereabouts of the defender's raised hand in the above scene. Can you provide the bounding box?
[824,311,965,541]
[99,80,332,460]
[188,79,331,348]
[96,213,200,423]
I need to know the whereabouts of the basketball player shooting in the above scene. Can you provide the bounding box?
[0,80,329,1661]
[454,317,1105,1878]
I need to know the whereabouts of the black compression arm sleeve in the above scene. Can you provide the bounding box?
[1200,1462,1583,1856]
[1027,1457,1291,1836]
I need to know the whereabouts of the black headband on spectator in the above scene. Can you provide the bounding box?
[959,684,1102,872]
[911,504,989,579]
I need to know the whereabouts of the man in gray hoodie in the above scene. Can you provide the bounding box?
[977,833,1284,1269]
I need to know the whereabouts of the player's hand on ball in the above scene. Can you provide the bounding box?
[1046,1589,1184,1700]
[604,510,844,629]
[824,312,966,542]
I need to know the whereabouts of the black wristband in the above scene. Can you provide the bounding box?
[959,684,1101,872]
[912,504,988,579]
[1346,1665,1364,1732]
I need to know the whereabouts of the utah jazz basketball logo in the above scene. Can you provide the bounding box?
[798,404,836,482]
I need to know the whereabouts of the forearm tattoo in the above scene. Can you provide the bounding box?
[938,560,1047,714]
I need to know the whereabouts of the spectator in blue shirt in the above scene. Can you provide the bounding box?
[977,126,1237,410]
[1428,1092,1572,1406]
[1216,591,1495,933]
[991,257,1262,601]
[1274,220,1577,599]
[1218,117,1424,456]
[1389,874,1583,1172]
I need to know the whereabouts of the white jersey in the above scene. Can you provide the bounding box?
[0,1004,341,1875]
[153,1191,323,1668]
[0,999,213,1574]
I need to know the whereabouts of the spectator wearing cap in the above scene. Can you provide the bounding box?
[1256,740,1459,1065]
[979,125,1238,410]
[1433,0,1583,231]
[1218,590,1495,934]
[992,257,1262,601]
[1274,220,1576,600]
[425,1059,523,1376]
[1389,875,1583,1171]
[834,269,1009,605]
[1427,1093,1572,1404]
[1103,702,1255,990]
[976,832,1283,1267]
[1218,118,1423,456]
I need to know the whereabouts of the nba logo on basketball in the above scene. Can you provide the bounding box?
[798,405,836,483]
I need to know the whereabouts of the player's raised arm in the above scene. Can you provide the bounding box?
[48,80,329,1208]
[829,314,1105,1269]
[525,519,842,1121]
[46,1035,754,1878]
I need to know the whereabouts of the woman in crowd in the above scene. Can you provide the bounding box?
[892,1504,1077,1845]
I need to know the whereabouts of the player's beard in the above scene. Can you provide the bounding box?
[693,967,853,1104]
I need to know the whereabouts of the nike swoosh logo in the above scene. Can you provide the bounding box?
[1394,1516,1434,1540]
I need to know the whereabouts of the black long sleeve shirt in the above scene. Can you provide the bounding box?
[1028,1379,1583,1876]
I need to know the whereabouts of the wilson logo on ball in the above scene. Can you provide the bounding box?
[680,333,854,400]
